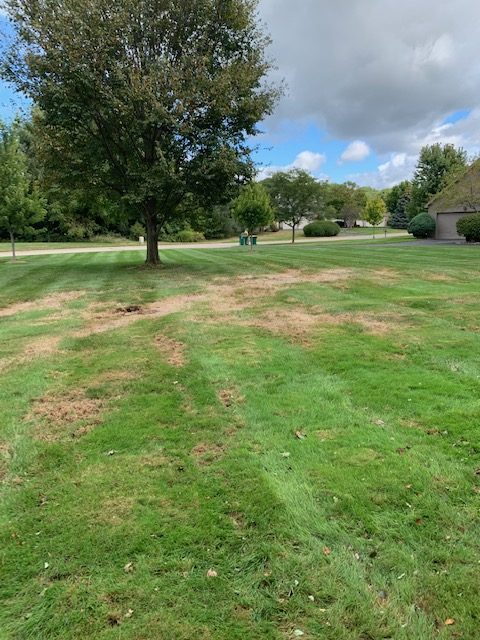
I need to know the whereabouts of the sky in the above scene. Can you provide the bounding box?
[1,2,480,188]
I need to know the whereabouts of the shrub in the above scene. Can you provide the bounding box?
[174,229,205,243]
[457,213,480,242]
[303,220,341,237]
[408,213,436,239]
[130,222,146,240]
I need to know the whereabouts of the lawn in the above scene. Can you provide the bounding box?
[0,243,479,639]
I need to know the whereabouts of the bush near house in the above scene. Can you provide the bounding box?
[303,220,341,237]
[408,213,436,239]
[457,213,480,242]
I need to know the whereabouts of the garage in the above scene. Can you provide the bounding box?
[435,212,467,240]
[427,160,480,241]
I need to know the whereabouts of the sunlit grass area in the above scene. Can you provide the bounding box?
[0,243,479,639]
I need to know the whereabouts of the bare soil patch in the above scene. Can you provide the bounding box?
[0,291,85,318]
[155,334,186,368]
[30,389,106,442]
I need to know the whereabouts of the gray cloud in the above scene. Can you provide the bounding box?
[259,0,480,157]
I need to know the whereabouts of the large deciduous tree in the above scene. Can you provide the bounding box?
[3,0,278,265]
[0,123,46,258]
[408,144,467,219]
[263,169,322,243]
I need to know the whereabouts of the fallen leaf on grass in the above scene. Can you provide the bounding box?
[124,609,134,619]
[124,562,134,573]
[281,452,291,458]
[293,631,304,638]
[444,618,455,626]
[207,569,218,578]
[323,547,332,556]
[375,420,385,426]
[294,431,306,440]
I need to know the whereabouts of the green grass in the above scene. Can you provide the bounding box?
[0,243,479,639]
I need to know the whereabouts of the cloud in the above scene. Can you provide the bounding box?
[257,150,327,180]
[340,141,371,163]
[349,154,418,189]
[259,0,480,155]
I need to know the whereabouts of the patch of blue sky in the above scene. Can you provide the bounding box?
[442,109,471,125]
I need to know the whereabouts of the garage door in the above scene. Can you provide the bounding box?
[436,213,465,240]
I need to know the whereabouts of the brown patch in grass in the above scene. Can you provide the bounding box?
[249,306,395,338]
[0,335,62,373]
[0,291,85,318]
[155,334,186,368]
[0,442,10,481]
[139,451,169,469]
[30,389,105,442]
[93,370,139,383]
[75,294,207,337]
[95,497,135,526]
[218,388,244,408]
[23,335,62,359]
[191,442,225,466]
[423,272,455,283]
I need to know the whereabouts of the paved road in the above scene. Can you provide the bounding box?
[0,233,409,259]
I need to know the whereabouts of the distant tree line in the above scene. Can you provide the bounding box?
[0,115,470,249]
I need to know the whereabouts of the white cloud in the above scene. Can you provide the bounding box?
[340,141,371,163]
[348,153,418,189]
[293,150,327,172]
[259,0,480,155]
[257,150,327,180]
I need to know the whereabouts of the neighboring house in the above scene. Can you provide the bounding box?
[428,160,480,240]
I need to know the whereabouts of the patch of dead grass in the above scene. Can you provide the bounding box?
[30,389,106,442]
[249,306,395,339]
[0,336,62,373]
[155,334,186,368]
[218,388,244,408]
[0,442,10,481]
[0,291,85,318]
[95,497,135,526]
[75,294,208,337]
[191,442,225,466]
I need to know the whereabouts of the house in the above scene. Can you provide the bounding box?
[428,160,480,240]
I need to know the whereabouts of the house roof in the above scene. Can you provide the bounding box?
[427,159,480,210]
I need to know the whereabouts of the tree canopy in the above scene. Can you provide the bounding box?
[262,169,322,243]
[0,122,46,257]
[3,0,279,264]
[408,144,467,219]
[231,183,273,236]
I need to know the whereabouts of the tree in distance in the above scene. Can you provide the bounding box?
[263,169,323,243]
[363,196,387,237]
[0,122,46,258]
[408,144,467,219]
[3,0,279,265]
[231,183,273,246]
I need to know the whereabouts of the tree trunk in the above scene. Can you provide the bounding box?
[144,201,160,266]
[9,231,16,260]
[292,224,296,244]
